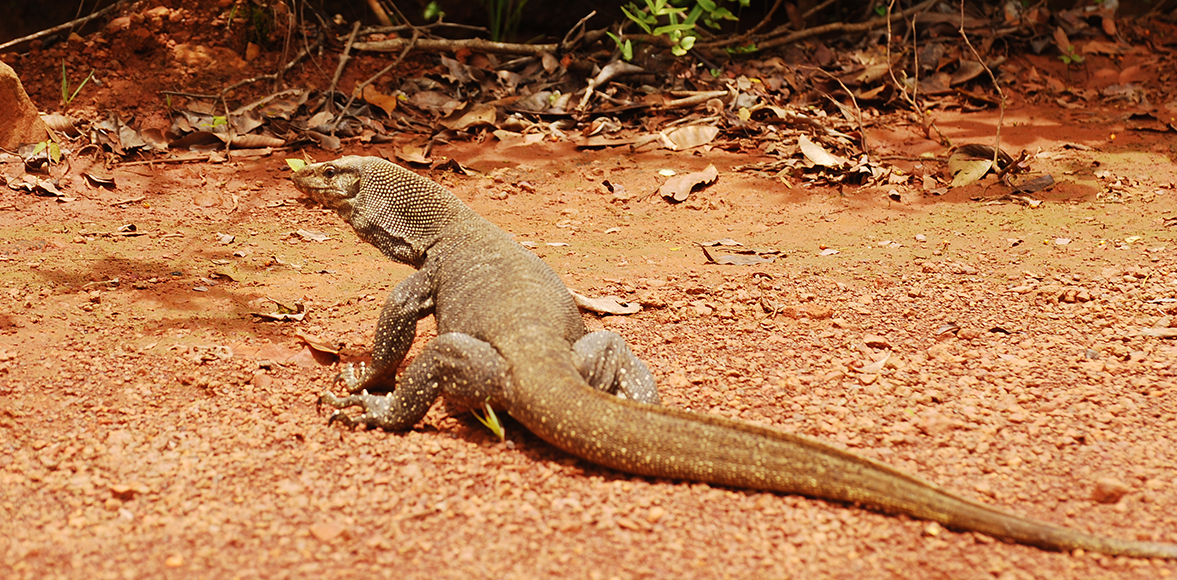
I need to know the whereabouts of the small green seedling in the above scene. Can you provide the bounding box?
[33,140,62,164]
[1058,45,1084,66]
[473,400,506,441]
[423,1,445,21]
[61,61,95,106]
[607,32,634,61]
[286,158,307,171]
[619,0,743,58]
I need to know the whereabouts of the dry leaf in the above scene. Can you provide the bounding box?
[440,104,497,131]
[701,244,779,265]
[947,151,993,187]
[361,85,399,116]
[661,125,719,151]
[660,164,719,202]
[295,229,330,242]
[569,290,641,315]
[295,329,340,356]
[798,135,847,167]
[251,299,306,322]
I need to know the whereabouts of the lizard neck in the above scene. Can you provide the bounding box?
[350,159,471,267]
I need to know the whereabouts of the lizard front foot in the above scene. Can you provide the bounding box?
[318,390,394,430]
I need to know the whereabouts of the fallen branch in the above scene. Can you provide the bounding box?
[696,0,936,51]
[355,36,557,56]
[357,20,488,38]
[159,31,322,102]
[327,21,363,114]
[330,30,421,135]
[0,0,129,52]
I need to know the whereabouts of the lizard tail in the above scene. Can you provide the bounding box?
[506,357,1177,559]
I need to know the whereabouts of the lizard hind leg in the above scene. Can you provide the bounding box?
[425,332,513,414]
[572,331,661,405]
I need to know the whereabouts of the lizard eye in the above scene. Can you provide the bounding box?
[323,166,336,178]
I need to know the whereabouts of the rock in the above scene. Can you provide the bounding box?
[309,521,347,542]
[957,328,981,340]
[863,334,891,349]
[0,62,52,149]
[646,506,665,523]
[1091,477,1130,504]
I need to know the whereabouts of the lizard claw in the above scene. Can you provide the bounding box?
[318,390,396,430]
[326,409,358,429]
[333,362,367,391]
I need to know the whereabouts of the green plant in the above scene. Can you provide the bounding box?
[724,42,757,55]
[33,140,62,164]
[472,400,505,441]
[1058,44,1084,66]
[60,61,95,106]
[483,0,530,42]
[225,2,239,31]
[618,0,745,58]
[606,31,634,60]
[423,1,445,21]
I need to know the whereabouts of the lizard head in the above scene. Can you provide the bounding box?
[289,155,466,267]
[291,156,367,220]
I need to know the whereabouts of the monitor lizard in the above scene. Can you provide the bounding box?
[291,155,1177,559]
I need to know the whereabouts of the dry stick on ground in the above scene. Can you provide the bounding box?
[559,11,599,52]
[0,0,130,52]
[883,0,948,145]
[694,0,784,51]
[355,36,557,55]
[365,0,393,26]
[359,20,489,38]
[376,0,413,29]
[736,0,937,52]
[957,0,1006,173]
[327,21,364,114]
[160,32,322,102]
[275,8,297,88]
[328,31,421,136]
[158,31,323,159]
[800,67,870,157]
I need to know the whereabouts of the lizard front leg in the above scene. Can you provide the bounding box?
[321,332,509,430]
[336,269,435,394]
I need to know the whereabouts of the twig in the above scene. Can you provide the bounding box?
[329,30,421,135]
[957,0,1006,171]
[700,0,936,51]
[275,6,295,88]
[704,0,783,50]
[0,0,129,52]
[802,0,836,21]
[327,21,363,114]
[118,155,213,167]
[883,0,946,145]
[159,31,322,102]
[560,11,598,52]
[359,20,488,38]
[366,0,392,26]
[109,195,145,206]
[816,76,869,157]
[377,0,413,29]
[355,36,557,56]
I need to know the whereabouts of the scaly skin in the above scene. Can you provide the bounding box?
[292,155,1177,559]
